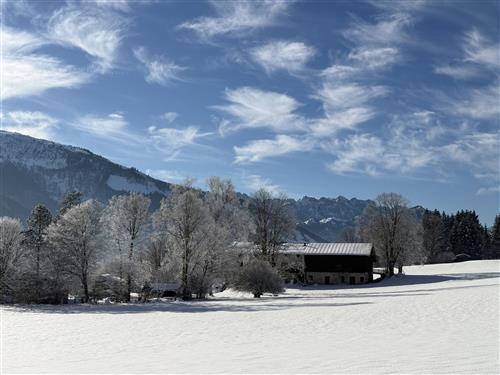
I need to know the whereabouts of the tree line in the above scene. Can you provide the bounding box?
[1,181,498,304]
[0,178,293,303]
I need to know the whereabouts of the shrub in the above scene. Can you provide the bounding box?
[234,259,284,298]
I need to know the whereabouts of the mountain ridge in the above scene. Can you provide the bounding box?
[0,131,408,241]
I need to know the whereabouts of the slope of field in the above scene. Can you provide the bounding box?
[2,260,499,374]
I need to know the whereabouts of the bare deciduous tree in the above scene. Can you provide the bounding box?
[105,193,150,302]
[250,188,295,266]
[359,193,421,276]
[0,217,24,293]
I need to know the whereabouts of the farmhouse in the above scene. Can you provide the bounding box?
[280,243,376,285]
[235,242,376,285]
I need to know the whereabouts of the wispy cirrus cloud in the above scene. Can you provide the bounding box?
[347,46,400,69]
[160,112,179,124]
[178,0,290,40]
[47,4,129,72]
[433,64,481,80]
[343,12,413,46]
[133,47,185,86]
[148,125,212,159]
[310,83,388,136]
[244,174,282,195]
[74,113,138,143]
[250,40,316,74]
[463,28,500,69]
[234,135,310,164]
[215,87,305,135]
[0,111,59,140]
[1,26,90,100]
[435,28,499,79]
[442,84,500,120]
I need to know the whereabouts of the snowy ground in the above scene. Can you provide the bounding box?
[2,260,499,374]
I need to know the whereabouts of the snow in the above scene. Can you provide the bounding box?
[2,260,499,374]
[106,175,163,194]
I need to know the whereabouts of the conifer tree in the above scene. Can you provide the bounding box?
[58,191,83,218]
[24,204,53,301]
[490,215,500,259]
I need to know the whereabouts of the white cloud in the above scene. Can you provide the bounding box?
[47,4,128,71]
[435,28,499,80]
[160,112,179,124]
[443,132,499,182]
[315,83,388,114]
[348,47,399,69]
[463,28,500,70]
[477,186,500,195]
[146,169,187,182]
[178,0,290,39]
[74,113,136,143]
[450,85,500,120]
[148,125,211,158]
[309,107,376,136]
[433,64,481,79]
[1,26,90,100]
[1,111,59,140]
[325,134,386,176]
[320,65,359,80]
[87,0,131,12]
[234,135,309,164]
[215,87,305,134]
[309,83,387,135]
[133,47,185,86]
[250,41,315,73]
[343,13,412,45]
[244,174,281,195]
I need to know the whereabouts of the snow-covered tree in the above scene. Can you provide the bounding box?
[234,259,284,298]
[153,185,215,300]
[250,188,295,266]
[105,193,150,302]
[0,217,24,294]
[47,200,103,302]
[359,193,421,276]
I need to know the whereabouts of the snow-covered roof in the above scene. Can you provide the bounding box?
[281,243,373,256]
[233,242,373,256]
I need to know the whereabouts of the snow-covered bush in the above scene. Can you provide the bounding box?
[234,259,284,298]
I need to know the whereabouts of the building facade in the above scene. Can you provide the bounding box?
[279,243,376,285]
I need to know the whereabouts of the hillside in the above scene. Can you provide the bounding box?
[0,131,171,220]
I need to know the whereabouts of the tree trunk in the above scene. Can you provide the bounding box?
[83,278,89,303]
[126,240,134,302]
[36,244,41,302]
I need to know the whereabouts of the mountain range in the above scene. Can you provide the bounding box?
[0,130,417,241]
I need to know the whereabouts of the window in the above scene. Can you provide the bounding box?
[360,276,364,283]
[341,276,345,283]
[308,275,313,281]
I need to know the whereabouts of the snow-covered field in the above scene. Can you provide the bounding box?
[2,260,499,374]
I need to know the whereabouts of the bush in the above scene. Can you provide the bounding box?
[234,259,284,298]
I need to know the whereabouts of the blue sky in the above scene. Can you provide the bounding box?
[1,0,499,224]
